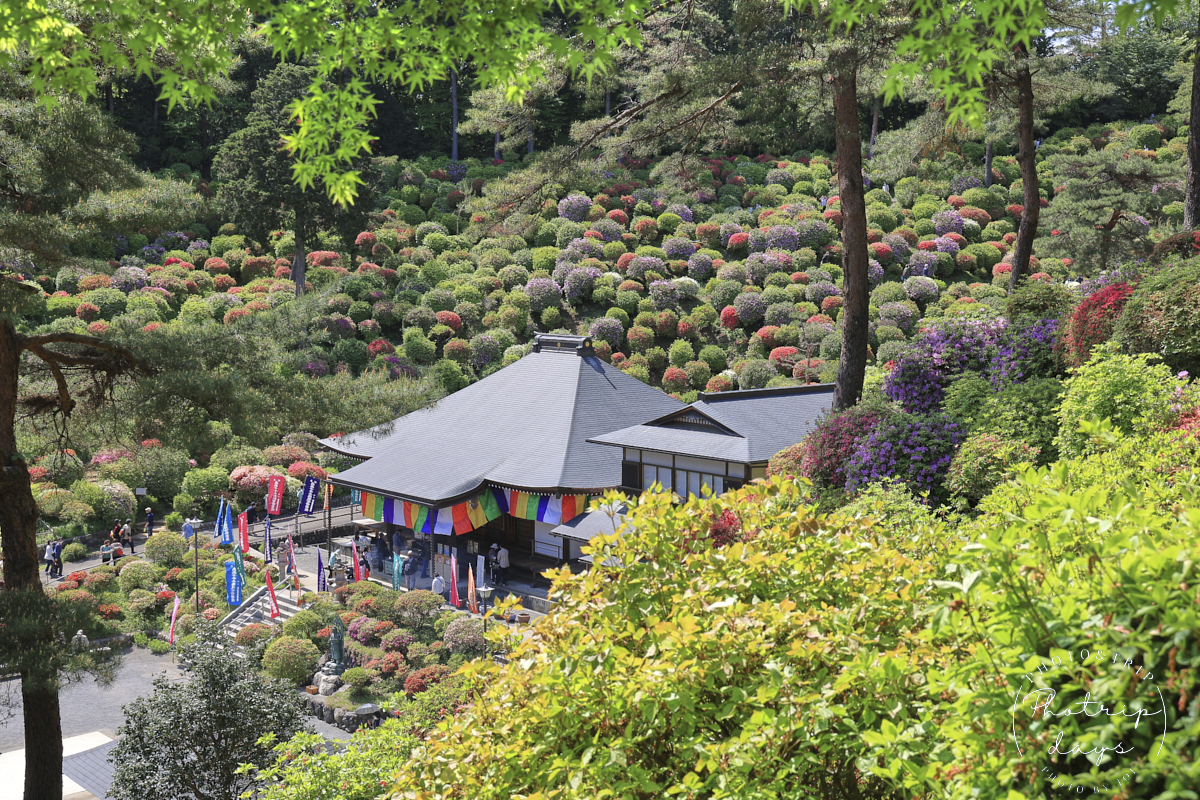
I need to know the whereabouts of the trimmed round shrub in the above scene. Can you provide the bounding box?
[119,560,160,594]
[443,616,487,656]
[144,531,188,566]
[262,635,320,684]
[62,542,89,562]
[737,359,776,390]
[282,609,323,641]
[235,623,277,649]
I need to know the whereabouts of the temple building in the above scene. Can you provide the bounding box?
[320,334,834,600]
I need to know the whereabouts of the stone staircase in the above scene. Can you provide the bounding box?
[217,586,305,649]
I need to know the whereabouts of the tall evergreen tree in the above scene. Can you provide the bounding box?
[214,63,369,298]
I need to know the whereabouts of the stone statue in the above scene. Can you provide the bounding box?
[326,616,346,674]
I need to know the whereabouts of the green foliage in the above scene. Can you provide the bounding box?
[1055,343,1183,459]
[1114,261,1200,377]
[108,623,306,800]
[261,635,320,685]
[119,561,161,594]
[945,432,1040,505]
[144,531,188,566]
[61,542,88,562]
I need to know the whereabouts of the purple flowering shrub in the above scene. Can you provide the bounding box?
[303,361,329,377]
[589,317,624,347]
[903,276,939,306]
[667,204,694,222]
[626,256,664,281]
[766,225,801,251]
[111,266,149,293]
[589,219,624,242]
[867,259,885,288]
[933,236,960,255]
[949,173,983,195]
[906,250,938,278]
[883,352,943,411]
[719,222,743,246]
[795,403,893,491]
[932,210,964,236]
[687,252,714,281]
[733,292,766,327]
[649,280,682,310]
[524,278,562,313]
[563,266,602,305]
[663,237,696,260]
[987,317,1060,386]
[747,229,769,253]
[882,233,912,264]
[884,317,1009,411]
[805,281,841,306]
[557,193,593,222]
[470,334,502,369]
[745,253,781,286]
[844,412,965,503]
[795,219,833,249]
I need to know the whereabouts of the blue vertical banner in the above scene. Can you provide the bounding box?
[298,477,319,515]
[219,502,234,545]
[264,519,273,564]
[317,549,326,592]
[225,561,242,605]
[351,488,361,504]
[214,498,226,539]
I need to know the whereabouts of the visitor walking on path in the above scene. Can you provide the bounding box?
[496,545,510,585]
[44,540,55,573]
[144,507,155,538]
[403,551,418,590]
[123,518,135,554]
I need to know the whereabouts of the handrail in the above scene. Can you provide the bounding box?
[216,585,268,629]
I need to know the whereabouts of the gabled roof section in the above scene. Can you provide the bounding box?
[319,335,683,506]
[588,383,835,464]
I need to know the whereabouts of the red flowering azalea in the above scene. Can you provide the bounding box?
[164,257,182,266]
[289,461,327,480]
[727,232,749,249]
[719,306,739,329]
[868,242,894,264]
[947,195,966,209]
[1065,282,1132,366]
[756,325,780,349]
[917,240,938,251]
[87,321,110,335]
[367,338,395,358]
[141,439,163,448]
[435,310,462,332]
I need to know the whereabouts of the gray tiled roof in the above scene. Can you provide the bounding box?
[320,338,683,505]
[589,384,835,464]
[550,502,629,541]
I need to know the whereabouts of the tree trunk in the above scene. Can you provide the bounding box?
[527,118,535,155]
[831,49,870,411]
[1184,10,1200,228]
[1009,44,1040,293]
[106,83,113,114]
[494,132,501,160]
[984,140,994,188]
[0,320,65,800]
[450,69,459,162]
[291,232,306,299]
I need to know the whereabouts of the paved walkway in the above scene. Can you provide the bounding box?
[0,645,351,800]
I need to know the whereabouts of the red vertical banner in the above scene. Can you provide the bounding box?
[352,541,363,582]
[265,571,280,618]
[237,511,249,553]
[449,554,460,607]
[265,475,286,515]
[168,596,181,644]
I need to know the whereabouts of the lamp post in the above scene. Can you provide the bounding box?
[477,584,493,634]
[185,517,202,614]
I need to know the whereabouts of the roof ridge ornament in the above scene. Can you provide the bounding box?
[532,333,594,355]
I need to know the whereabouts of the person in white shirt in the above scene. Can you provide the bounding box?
[44,541,55,573]
[496,546,510,584]
[431,573,446,601]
